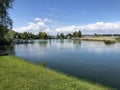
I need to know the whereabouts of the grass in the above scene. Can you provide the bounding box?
[0,56,112,90]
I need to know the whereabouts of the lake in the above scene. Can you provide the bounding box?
[14,39,120,89]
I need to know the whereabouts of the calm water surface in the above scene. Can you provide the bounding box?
[14,39,120,89]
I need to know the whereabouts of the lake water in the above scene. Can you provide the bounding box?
[14,39,120,89]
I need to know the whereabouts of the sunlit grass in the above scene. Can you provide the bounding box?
[0,56,112,90]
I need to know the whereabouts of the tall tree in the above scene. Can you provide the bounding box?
[0,0,14,45]
[60,33,65,39]
[38,32,48,39]
[73,30,81,38]
[0,0,14,28]
[78,30,81,37]
[66,33,73,39]
[21,32,29,39]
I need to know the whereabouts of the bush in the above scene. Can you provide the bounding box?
[104,40,116,45]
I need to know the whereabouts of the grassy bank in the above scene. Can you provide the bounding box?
[80,37,117,43]
[0,56,112,90]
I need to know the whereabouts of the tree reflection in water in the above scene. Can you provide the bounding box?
[0,46,15,56]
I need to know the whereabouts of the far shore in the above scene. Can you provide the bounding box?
[80,36,117,43]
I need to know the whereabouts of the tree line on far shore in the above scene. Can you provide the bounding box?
[14,30,82,40]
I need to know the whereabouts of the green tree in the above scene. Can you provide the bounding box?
[38,32,48,39]
[60,33,65,39]
[73,31,78,37]
[73,30,81,38]
[94,33,101,37]
[28,32,35,39]
[0,0,14,45]
[0,0,14,28]
[78,30,81,37]
[21,32,29,39]
[66,33,73,39]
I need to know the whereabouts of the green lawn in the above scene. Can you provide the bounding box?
[0,56,112,90]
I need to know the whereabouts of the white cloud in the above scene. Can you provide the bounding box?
[34,18,42,22]
[44,18,53,22]
[78,22,120,31]
[14,18,52,34]
[35,18,52,23]
[55,21,120,34]
[56,25,78,34]
[14,18,120,35]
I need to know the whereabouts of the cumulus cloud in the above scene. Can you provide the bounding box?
[35,18,52,22]
[78,22,120,31]
[14,18,120,35]
[44,18,53,22]
[34,18,42,22]
[55,21,120,34]
[56,25,78,34]
[14,18,52,34]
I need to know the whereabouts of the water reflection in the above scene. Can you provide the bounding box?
[39,40,48,47]
[104,41,116,46]
[73,39,81,48]
[0,46,15,55]
[55,39,81,49]
[14,39,120,89]
[81,41,120,54]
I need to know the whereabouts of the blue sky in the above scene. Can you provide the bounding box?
[10,0,120,35]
